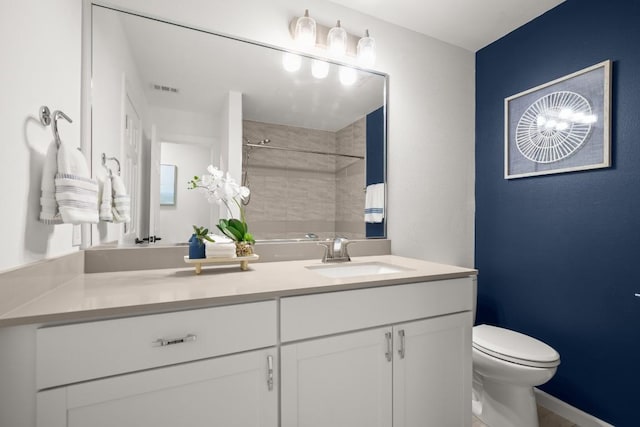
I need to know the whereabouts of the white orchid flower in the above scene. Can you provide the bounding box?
[190,165,251,228]
[206,165,224,179]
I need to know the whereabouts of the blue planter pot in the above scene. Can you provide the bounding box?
[188,234,206,259]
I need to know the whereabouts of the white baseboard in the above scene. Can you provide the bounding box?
[534,388,615,427]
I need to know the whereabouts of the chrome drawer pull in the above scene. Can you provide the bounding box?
[153,334,197,347]
[398,329,406,359]
[267,355,274,391]
[385,332,392,362]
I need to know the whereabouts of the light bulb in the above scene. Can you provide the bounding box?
[585,114,598,124]
[327,20,347,56]
[559,108,573,119]
[357,30,376,67]
[339,66,357,86]
[571,112,585,123]
[311,59,329,79]
[282,52,301,72]
[295,9,316,49]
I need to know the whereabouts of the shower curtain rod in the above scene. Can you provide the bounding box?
[245,142,364,160]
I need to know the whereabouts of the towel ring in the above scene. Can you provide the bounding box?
[39,106,73,148]
[52,110,72,148]
[101,153,121,176]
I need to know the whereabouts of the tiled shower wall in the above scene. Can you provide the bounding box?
[335,118,366,239]
[243,119,365,240]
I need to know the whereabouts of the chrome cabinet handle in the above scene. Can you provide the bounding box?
[267,355,274,391]
[152,334,197,347]
[385,332,392,362]
[398,329,406,359]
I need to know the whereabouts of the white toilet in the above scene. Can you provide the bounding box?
[472,280,560,427]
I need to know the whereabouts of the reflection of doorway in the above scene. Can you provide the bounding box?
[149,126,160,242]
[122,91,141,244]
[155,140,215,244]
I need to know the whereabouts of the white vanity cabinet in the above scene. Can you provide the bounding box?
[281,327,393,427]
[280,278,473,427]
[35,301,278,427]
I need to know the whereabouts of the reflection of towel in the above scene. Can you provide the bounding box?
[111,175,130,223]
[55,143,99,224]
[364,183,385,223]
[39,141,63,224]
[99,175,113,222]
[205,233,237,258]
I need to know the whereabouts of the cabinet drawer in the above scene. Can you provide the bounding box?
[280,278,472,342]
[37,300,276,389]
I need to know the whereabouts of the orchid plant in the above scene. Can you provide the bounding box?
[188,165,255,245]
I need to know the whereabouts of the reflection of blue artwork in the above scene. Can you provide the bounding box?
[160,164,176,205]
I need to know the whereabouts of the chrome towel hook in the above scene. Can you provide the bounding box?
[101,153,121,176]
[52,110,72,148]
[39,106,73,148]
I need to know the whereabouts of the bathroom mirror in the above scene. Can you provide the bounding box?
[89,4,387,246]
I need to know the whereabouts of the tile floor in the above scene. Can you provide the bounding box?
[472,405,577,427]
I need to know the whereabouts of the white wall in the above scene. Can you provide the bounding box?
[91,6,150,246]
[159,142,213,243]
[152,106,218,143]
[0,0,82,272]
[217,91,243,220]
[1,0,475,272]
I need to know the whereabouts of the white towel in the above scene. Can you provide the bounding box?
[111,175,130,224]
[99,175,113,222]
[205,233,237,258]
[364,183,385,223]
[39,141,63,224]
[55,143,99,224]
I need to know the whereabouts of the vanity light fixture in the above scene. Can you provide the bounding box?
[294,9,316,49]
[289,12,377,67]
[357,30,376,67]
[327,20,347,57]
[311,59,330,79]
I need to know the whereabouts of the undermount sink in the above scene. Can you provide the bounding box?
[306,262,411,278]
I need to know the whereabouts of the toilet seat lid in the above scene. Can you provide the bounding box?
[473,324,560,368]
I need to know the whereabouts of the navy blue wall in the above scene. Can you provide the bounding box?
[475,1,640,425]
[366,106,385,238]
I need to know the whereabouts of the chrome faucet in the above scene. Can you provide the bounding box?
[318,237,353,263]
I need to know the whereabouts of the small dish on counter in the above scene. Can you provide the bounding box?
[183,254,260,274]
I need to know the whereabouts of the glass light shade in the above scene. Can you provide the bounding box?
[327,20,347,56]
[339,66,357,86]
[295,9,316,49]
[357,30,376,67]
[311,59,329,79]
[282,52,301,72]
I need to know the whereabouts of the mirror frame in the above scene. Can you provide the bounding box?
[81,1,388,248]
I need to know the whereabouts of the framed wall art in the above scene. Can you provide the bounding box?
[159,164,177,205]
[504,60,611,179]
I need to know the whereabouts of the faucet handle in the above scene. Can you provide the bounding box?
[342,240,353,261]
[317,240,333,263]
[335,237,353,261]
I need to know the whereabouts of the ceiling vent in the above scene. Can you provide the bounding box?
[152,84,179,94]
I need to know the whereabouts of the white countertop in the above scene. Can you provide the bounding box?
[0,255,476,327]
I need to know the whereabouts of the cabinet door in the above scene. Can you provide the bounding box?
[393,312,472,427]
[37,348,277,427]
[281,327,392,427]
